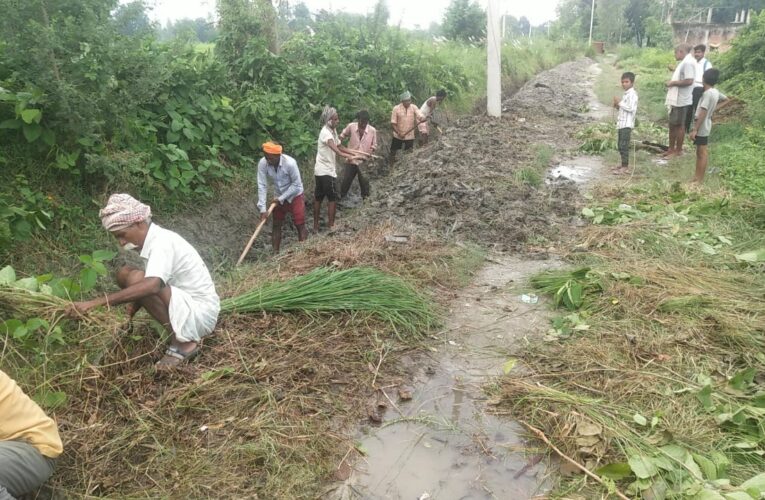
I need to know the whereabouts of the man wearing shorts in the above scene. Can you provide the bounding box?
[68,194,220,370]
[389,91,424,169]
[258,141,307,253]
[664,44,696,157]
[314,106,354,232]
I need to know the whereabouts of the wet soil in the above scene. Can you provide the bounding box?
[325,59,611,499]
[328,256,562,500]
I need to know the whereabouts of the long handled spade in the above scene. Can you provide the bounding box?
[236,202,277,265]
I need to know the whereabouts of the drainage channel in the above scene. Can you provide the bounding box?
[329,256,561,500]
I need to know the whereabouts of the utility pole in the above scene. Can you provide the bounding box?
[487,0,501,118]
[588,0,595,46]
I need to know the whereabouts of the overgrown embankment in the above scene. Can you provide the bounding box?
[495,25,765,498]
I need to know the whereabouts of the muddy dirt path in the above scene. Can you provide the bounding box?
[327,60,611,499]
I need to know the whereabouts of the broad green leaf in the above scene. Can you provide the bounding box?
[740,473,765,493]
[78,254,93,265]
[91,261,108,276]
[12,325,29,340]
[628,455,658,479]
[581,207,595,218]
[0,118,21,129]
[729,368,755,391]
[92,250,117,262]
[697,384,714,410]
[660,444,690,462]
[80,268,97,292]
[722,492,755,500]
[633,413,648,426]
[502,358,517,374]
[595,462,632,480]
[735,249,765,263]
[26,317,48,332]
[1,319,23,335]
[20,108,41,124]
[693,453,718,480]
[717,235,733,245]
[22,123,42,142]
[695,491,726,500]
[698,241,717,255]
[0,265,16,285]
[13,277,38,291]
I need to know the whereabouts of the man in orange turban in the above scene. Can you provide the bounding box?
[257,142,307,253]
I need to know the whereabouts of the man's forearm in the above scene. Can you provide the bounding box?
[87,278,163,309]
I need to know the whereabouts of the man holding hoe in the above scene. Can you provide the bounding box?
[339,110,377,203]
[257,141,307,252]
[67,194,220,369]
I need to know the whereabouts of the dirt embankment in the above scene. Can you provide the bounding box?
[168,59,597,262]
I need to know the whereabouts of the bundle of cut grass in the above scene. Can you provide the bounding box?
[220,267,436,338]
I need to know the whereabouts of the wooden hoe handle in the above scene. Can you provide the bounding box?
[236,202,277,266]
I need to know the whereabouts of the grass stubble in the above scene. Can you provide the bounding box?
[0,224,484,498]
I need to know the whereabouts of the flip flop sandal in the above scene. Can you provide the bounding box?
[156,345,200,370]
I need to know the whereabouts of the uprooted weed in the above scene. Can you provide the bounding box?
[1,225,484,498]
[494,185,765,498]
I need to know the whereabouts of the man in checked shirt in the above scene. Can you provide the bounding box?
[339,110,377,203]
[612,72,639,175]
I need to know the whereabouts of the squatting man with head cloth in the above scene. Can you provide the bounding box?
[258,141,307,252]
[66,194,220,369]
[1,369,63,499]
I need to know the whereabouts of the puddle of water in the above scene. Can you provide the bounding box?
[546,156,605,186]
[330,257,561,500]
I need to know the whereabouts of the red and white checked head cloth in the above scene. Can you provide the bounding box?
[99,193,151,231]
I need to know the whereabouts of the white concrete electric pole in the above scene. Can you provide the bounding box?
[588,0,595,45]
[487,0,501,118]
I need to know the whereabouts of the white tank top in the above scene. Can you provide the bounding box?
[419,97,434,118]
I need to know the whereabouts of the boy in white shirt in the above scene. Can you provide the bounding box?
[612,72,638,175]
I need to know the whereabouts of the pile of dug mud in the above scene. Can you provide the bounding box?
[351,59,596,251]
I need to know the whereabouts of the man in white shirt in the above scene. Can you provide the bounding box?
[68,194,220,370]
[664,44,696,157]
[686,44,712,133]
[257,141,306,253]
[313,106,354,232]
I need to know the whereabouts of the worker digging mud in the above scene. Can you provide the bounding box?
[66,194,220,370]
[417,89,447,146]
[257,141,307,252]
[1,369,62,499]
[389,91,424,170]
[313,106,355,232]
[339,110,377,203]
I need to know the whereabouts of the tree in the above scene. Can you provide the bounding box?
[113,1,154,37]
[442,0,486,41]
[519,16,531,37]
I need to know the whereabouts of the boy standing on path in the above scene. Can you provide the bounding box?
[689,68,728,183]
[664,44,696,157]
[612,72,638,175]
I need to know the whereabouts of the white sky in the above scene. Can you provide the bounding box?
[139,0,561,29]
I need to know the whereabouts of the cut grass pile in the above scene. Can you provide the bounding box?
[0,224,483,498]
[220,267,436,338]
[494,184,765,498]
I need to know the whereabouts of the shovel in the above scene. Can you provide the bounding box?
[236,202,277,265]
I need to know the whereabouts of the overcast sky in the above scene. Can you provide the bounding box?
[140,0,561,29]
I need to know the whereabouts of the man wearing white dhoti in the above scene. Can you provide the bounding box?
[68,193,220,369]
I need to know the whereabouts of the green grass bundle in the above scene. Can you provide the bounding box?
[221,267,436,338]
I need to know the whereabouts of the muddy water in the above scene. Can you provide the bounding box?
[332,256,561,500]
